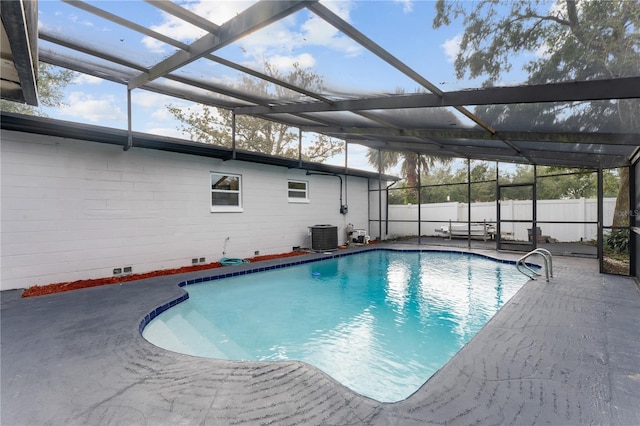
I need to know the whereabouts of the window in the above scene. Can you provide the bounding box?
[211,173,242,212]
[288,180,309,203]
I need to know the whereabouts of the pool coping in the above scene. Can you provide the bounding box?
[2,244,639,425]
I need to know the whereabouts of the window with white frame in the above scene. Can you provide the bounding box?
[287,179,309,203]
[211,172,242,212]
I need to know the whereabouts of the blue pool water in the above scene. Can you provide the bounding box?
[143,250,530,402]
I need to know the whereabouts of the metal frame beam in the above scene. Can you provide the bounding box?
[344,138,622,167]
[38,50,242,110]
[61,0,189,50]
[61,1,337,107]
[18,0,638,170]
[236,77,640,116]
[127,0,313,90]
[145,0,221,34]
[307,2,496,135]
[1,0,38,105]
[302,126,639,146]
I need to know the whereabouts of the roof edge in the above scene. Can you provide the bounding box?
[0,112,398,181]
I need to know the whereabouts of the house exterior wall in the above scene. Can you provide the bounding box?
[1,130,371,291]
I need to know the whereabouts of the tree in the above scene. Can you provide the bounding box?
[421,162,608,203]
[367,150,448,204]
[167,62,343,162]
[0,63,75,115]
[366,106,458,204]
[433,0,639,226]
[419,162,497,203]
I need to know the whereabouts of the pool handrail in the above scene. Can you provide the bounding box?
[516,248,553,282]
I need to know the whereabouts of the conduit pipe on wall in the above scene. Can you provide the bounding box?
[125,88,133,151]
[306,171,348,214]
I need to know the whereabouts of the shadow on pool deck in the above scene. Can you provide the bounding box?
[2,245,639,425]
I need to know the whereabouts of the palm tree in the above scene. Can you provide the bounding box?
[366,96,460,203]
[367,149,448,204]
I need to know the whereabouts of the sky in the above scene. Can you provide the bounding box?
[35,0,538,174]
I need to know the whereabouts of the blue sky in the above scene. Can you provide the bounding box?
[36,0,536,173]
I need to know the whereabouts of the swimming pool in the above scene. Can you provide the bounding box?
[142,250,530,402]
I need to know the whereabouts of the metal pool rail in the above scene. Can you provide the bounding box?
[516,248,553,282]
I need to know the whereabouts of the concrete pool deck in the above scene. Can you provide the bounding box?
[2,246,639,425]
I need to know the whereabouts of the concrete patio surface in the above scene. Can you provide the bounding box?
[2,246,639,425]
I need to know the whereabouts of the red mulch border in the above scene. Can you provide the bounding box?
[21,251,311,298]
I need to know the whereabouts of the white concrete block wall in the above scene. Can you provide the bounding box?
[1,130,370,290]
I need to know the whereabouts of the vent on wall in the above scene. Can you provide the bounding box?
[113,266,133,275]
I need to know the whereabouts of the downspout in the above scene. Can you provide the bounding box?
[344,141,348,207]
[417,154,422,245]
[467,158,471,250]
[533,164,538,250]
[298,129,303,169]
[232,112,237,160]
[378,149,383,240]
[598,167,604,272]
[496,161,500,249]
[124,88,133,151]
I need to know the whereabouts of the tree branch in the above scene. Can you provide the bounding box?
[512,13,570,27]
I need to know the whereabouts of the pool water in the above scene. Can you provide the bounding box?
[143,250,529,402]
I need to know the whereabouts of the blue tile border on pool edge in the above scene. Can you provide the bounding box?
[139,247,538,335]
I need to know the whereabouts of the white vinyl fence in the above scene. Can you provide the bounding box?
[387,198,616,242]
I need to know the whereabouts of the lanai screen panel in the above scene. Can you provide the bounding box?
[10,0,638,170]
[39,1,184,68]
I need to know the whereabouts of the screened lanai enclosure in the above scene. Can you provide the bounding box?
[2,0,639,279]
[376,161,631,274]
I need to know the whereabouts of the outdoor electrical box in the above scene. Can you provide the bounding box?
[340,205,348,214]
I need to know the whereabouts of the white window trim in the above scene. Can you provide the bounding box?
[287,179,309,203]
[211,172,243,213]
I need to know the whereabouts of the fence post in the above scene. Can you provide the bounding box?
[580,197,586,241]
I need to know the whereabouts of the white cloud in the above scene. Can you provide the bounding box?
[266,53,316,73]
[442,34,462,63]
[230,1,361,73]
[59,92,126,122]
[146,127,186,139]
[189,0,256,25]
[132,91,170,108]
[141,0,361,66]
[142,1,254,52]
[69,14,94,27]
[72,74,103,85]
[150,108,174,122]
[140,100,223,132]
[299,2,361,57]
[131,92,190,131]
[393,0,414,13]
[344,143,377,171]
